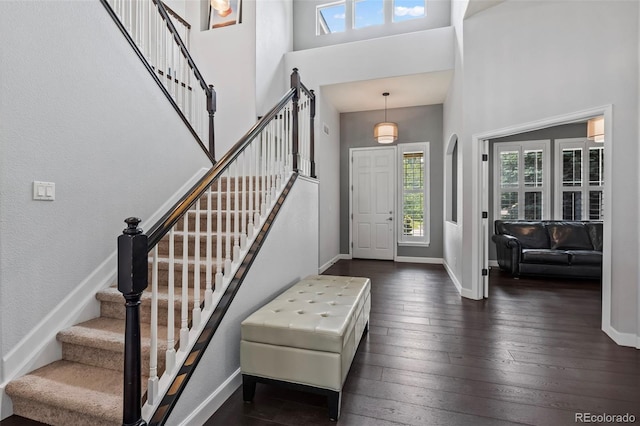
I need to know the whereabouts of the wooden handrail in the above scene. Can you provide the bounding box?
[154,0,208,93]
[161,1,191,30]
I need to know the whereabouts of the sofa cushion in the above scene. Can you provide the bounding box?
[495,221,549,249]
[585,222,603,251]
[568,250,602,265]
[546,222,593,250]
[521,249,570,265]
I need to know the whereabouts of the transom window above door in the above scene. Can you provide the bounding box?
[316,0,427,35]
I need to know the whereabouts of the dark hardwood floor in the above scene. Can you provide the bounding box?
[205,259,640,426]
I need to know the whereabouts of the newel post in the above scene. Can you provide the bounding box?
[207,85,217,163]
[309,89,316,179]
[291,68,301,173]
[118,217,148,426]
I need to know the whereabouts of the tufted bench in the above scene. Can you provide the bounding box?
[240,275,371,420]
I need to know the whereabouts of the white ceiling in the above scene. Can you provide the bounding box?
[322,70,453,113]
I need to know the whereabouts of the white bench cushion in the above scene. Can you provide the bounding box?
[241,275,370,354]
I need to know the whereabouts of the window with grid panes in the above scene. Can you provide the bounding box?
[398,142,429,245]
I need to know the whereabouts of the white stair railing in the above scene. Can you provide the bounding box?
[101,0,217,160]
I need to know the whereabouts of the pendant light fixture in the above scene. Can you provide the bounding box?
[374,92,398,144]
[587,115,605,143]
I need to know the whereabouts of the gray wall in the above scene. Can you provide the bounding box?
[293,0,450,51]
[488,123,587,261]
[340,104,444,258]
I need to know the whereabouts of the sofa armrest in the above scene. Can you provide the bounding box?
[491,234,522,275]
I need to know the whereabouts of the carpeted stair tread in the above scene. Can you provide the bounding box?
[5,360,126,424]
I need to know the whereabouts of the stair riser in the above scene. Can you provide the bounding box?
[156,234,233,257]
[175,212,259,233]
[11,397,120,426]
[61,343,167,377]
[100,297,204,328]
[210,176,277,192]
[198,192,266,210]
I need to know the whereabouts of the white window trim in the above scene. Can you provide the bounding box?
[398,142,430,247]
[316,0,346,36]
[554,137,604,220]
[493,140,551,221]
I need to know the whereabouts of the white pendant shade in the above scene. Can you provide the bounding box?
[374,122,398,144]
[587,116,605,143]
[375,92,398,144]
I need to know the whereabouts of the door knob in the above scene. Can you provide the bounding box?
[386,217,393,221]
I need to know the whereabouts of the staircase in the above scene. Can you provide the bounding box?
[3,1,317,424]
[4,181,249,425]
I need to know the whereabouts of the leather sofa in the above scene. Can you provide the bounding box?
[492,220,603,279]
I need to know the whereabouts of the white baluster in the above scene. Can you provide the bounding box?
[276,114,282,189]
[261,133,268,217]
[248,143,255,240]
[233,161,240,263]
[166,228,176,372]
[180,210,189,351]
[192,199,201,328]
[127,0,132,33]
[224,168,232,274]
[240,151,247,250]
[215,179,224,289]
[147,246,159,404]
[270,120,277,200]
[205,186,213,309]
[254,140,261,229]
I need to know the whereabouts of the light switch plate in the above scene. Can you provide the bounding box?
[33,181,55,201]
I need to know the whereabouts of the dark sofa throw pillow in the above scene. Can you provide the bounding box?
[499,222,550,249]
[547,222,593,250]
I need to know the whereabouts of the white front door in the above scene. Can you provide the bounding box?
[351,147,395,260]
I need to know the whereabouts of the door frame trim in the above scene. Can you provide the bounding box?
[472,105,612,332]
[349,146,398,260]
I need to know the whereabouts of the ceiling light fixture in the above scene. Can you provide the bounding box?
[374,92,398,144]
[587,116,605,143]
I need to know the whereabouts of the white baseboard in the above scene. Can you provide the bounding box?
[0,167,210,418]
[443,260,462,294]
[603,324,640,349]
[319,254,352,274]
[489,260,499,268]
[180,368,242,426]
[395,256,443,264]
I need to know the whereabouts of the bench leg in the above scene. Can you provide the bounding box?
[327,390,341,421]
[242,374,257,403]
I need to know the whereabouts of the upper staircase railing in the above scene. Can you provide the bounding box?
[101,0,217,162]
[118,69,315,425]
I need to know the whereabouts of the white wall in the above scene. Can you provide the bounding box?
[317,90,342,270]
[457,1,639,338]
[256,0,293,116]
[166,177,319,424]
[0,0,211,371]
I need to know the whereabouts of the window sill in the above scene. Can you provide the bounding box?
[398,241,430,248]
